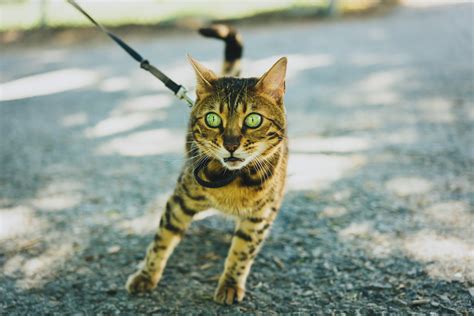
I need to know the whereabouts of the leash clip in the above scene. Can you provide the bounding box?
[176,86,194,108]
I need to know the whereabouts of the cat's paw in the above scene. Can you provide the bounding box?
[125,271,157,294]
[214,283,245,305]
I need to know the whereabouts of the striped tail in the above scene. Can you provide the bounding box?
[198,24,243,77]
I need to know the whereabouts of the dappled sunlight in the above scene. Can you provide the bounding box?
[117,192,221,236]
[319,206,348,218]
[339,221,394,258]
[403,231,474,282]
[339,221,474,281]
[95,128,185,157]
[349,53,408,67]
[334,69,411,107]
[31,193,82,212]
[287,153,366,191]
[379,128,419,145]
[84,94,172,138]
[357,69,409,93]
[84,112,165,138]
[0,68,100,101]
[61,112,88,127]
[339,221,372,239]
[117,191,170,235]
[245,54,334,79]
[290,136,371,153]
[385,176,432,197]
[111,94,174,115]
[416,97,455,123]
[0,206,43,241]
[29,179,83,212]
[4,243,76,290]
[99,76,131,92]
[423,201,473,229]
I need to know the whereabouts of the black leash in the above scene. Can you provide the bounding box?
[68,0,241,189]
[67,0,193,107]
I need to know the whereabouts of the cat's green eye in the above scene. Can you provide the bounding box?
[244,113,262,128]
[205,112,222,128]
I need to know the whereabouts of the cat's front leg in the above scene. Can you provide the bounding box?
[126,186,207,294]
[214,208,276,305]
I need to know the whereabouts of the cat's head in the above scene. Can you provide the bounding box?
[188,56,287,171]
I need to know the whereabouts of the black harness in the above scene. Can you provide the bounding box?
[68,0,240,189]
[193,160,240,189]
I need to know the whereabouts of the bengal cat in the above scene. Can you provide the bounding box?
[126,24,288,305]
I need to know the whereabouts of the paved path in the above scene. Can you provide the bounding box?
[1,2,473,314]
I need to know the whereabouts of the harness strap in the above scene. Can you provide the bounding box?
[67,0,193,107]
[193,160,239,189]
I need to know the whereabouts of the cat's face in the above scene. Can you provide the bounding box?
[189,57,287,171]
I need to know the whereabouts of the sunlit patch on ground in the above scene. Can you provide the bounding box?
[379,128,419,145]
[30,179,83,212]
[287,153,366,191]
[31,193,82,212]
[290,136,371,153]
[246,54,334,79]
[423,201,473,229]
[385,176,433,197]
[334,69,412,107]
[349,53,408,67]
[0,68,99,101]
[84,94,172,138]
[4,243,76,290]
[416,97,455,123]
[61,112,88,127]
[84,112,165,138]
[99,76,131,92]
[403,231,474,282]
[339,221,394,258]
[339,220,474,282]
[117,191,171,235]
[111,94,173,115]
[0,206,42,240]
[95,128,185,156]
[319,206,348,218]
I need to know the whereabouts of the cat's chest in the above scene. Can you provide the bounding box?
[205,181,268,215]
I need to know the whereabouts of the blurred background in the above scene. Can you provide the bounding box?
[1,0,473,314]
[2,0,393,30]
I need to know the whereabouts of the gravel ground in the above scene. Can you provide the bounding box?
[1,2,473,314]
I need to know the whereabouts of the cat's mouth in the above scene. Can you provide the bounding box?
[222,156,245,170]
[223,157,244,162]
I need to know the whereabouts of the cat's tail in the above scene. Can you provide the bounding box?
[198,24,243,77]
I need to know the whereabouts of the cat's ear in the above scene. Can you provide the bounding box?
[255,57,287,103]
[188,55,217,96]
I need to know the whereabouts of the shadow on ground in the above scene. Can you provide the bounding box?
[0,2,473,314]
